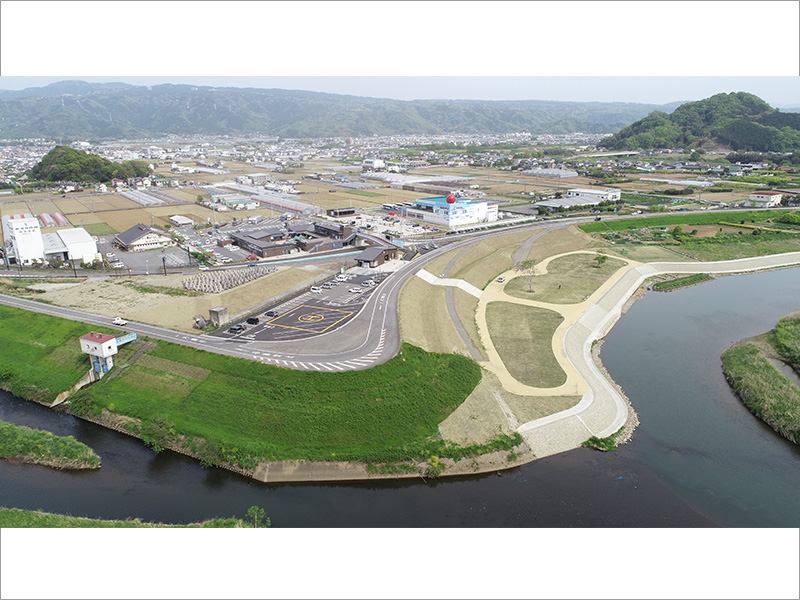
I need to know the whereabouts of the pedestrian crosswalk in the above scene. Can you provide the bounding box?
[247,328,388,372]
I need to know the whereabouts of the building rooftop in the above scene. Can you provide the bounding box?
[80,332,116,343]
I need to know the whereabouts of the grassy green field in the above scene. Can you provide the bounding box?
[485,302,566,388]
[0,304,484,468]
[579,210,787,233]
[81,223,118,236]
[0,420,100,469]
[504,253,625,304]
[0,507,246,528]
[0,306,97,403]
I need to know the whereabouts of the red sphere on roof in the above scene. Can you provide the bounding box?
[446,194,456,204]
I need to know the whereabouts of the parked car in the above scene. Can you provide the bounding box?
[228,324,245,333]
[265,310,279,317]
[348,288,362,294]
[246,317,260,325]
[246,254,258,260]
[310,286,323,293]
[112,317,127,326]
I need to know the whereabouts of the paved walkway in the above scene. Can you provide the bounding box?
[416,247,800,459]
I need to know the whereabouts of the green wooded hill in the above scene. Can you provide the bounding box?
[0,80,681,140]
[600,92,800,152]
[28,146,151,182]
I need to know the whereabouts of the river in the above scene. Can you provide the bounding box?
[1,267,799,527]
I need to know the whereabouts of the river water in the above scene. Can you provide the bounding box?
[1,267,799,527]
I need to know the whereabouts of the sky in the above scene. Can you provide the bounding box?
[1,1,799,106]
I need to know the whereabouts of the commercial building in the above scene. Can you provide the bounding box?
[114,223,173,252]
[1,214,44,265]
[402,196,498,228]
[355,246,398,268]
[748,191,783,208]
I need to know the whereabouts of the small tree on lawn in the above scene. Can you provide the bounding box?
[514,259,537,293]
[594,253,608,268]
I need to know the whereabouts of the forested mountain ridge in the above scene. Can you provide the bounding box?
[0,80,683,140]
[600,92,800,152]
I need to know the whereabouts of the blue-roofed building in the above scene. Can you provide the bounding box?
[402,196,498,228]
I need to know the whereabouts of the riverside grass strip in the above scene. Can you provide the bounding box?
[0,507,244,528]
[721,343,800,444]
[0,420,100,469]
[652,273,713,291]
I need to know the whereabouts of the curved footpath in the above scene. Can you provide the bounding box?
[476,250,800,459]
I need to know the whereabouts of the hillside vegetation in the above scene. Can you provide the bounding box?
[0,80,679,140]
[28,145,151,182]
[601,92,800,152]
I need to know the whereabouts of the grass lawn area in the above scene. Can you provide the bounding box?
[0,305,99,402]
[485,302,566,388]
[0,304,484,468]
[504,253,626,304]
[0,507,245,528]
[344,190,383,197]
[69,339,482,466]
[448,231,532,289]
[398,276,467,356]
[79,223,118,236]
[452,288,486,360]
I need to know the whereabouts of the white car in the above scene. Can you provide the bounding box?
[112,317,128,326]
[310,286,323,293]
[348,287,362,294]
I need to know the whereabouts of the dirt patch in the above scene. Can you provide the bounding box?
[33,264,337,332]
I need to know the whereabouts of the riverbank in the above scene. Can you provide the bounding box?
[0,419,100,470]
[0,507,245,527]
[721,313,800,445]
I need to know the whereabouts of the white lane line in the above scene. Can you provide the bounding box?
[290,361,297,368]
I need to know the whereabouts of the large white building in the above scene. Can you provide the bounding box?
[2,214,45,265]
[402,196,498,228]
[566,188,622,204]
[56,227,100,264]
[748,191,783,208]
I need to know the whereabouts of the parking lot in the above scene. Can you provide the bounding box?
[212,270,390,342]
